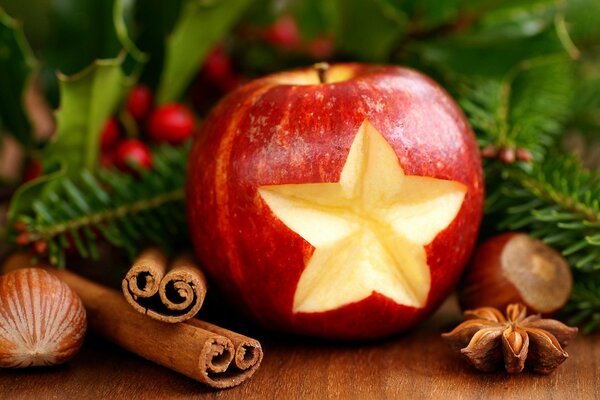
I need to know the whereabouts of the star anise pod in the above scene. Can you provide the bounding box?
[442,303,578,374]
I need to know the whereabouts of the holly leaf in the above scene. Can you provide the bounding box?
[44,56,127,173]
[0,8,36,147]
[8,55,129,236]
[41,0,145,174]
[156,0,252,104]
[134,0,182,88]
[114,0,148,77]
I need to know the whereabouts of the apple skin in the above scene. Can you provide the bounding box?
[186,63,484,340]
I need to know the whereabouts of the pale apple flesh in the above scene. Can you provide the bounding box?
[187,63,484,339]
[258,120,467,313]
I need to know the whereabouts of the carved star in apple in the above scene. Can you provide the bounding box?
[258,120,467,313]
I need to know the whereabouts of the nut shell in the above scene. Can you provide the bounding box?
[0,268,87,368]
[459,233,572,314]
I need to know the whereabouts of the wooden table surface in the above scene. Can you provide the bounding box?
[0,296,598,400]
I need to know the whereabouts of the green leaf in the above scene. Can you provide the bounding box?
[43,0,122,76]
[134,0,183,88]
[290,0,334,40]
[0,7,36,147]
[34,0,145,106]
[565,0,600,48]
[113,0,148,76]
[9,56,129,230]
[409,1,571,80]
[391,0,464,32]
[156,0,252,104]
[456,0,558,45]
[44,56,128,173]
[329,0,407,61]
[414,28,568,80]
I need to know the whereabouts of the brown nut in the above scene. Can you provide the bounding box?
[0,268,87,368]
[459,233,573,315]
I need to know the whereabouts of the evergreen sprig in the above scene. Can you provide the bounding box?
[14,143,190,267]
[485,154,600,332]
[486,154,600,272]
[458,55,574,160]
[563,274,600,333]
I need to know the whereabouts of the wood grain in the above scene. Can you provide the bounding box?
[1,297,598,399]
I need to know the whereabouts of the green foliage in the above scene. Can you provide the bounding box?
[329,0,407,61]
[487,155,600,271]
[42,0,122,75]
[459,55,574,159]
[45,57,128,173]
[485,154,600,332]
[113,0,148,76]
[14,143,189,267]
[133,0,183,88]
[289,0,332,40]
[564,274,600,333]
[0,8,36,147]
[156,0,252,103]
[565,0,600,47]
[396,0,466,32]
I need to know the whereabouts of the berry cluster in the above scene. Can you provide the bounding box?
[23,86,196,183]
[101,86,196,173]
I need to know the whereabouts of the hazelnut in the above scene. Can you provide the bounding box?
[0,268,87,368]
[459,233,573,315]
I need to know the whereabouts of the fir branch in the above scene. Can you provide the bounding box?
[486,154,600,271]
[485,154,600,332]
[563,274,600,333]
[459,54,574,160]
[13,143,190,266]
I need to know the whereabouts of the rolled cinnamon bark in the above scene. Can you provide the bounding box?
[122,250,207,323]
[122,247,167,302]
[2,254,263,389]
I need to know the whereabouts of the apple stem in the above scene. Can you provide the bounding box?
[314,62,329,84]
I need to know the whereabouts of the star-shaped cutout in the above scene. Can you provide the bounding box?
[258,120,467,313]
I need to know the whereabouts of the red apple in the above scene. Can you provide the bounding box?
[186,63,484,340]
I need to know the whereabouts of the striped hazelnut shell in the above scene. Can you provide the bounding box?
[0,268,87,368]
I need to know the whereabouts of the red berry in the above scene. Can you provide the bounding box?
[115,139,153,171]
[126,85,153,121]
[146,103,195,144]
[202,45,234,82]
[264,16,301,49]
[100,117,120,150]
[23,159,43,182]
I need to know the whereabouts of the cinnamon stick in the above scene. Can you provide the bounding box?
[122,249,207,323]
[2,254,263,389]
